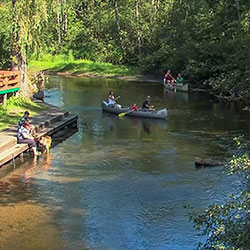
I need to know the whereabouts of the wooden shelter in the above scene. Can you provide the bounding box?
[0,70,21,105]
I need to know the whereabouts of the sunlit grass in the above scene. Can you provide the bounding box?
[29,54,138,76]
[0,96,46,130]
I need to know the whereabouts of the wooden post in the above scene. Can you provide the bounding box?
[2,93,7,105]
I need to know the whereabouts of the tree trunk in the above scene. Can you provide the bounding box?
[17,52,29,95]
[135,0,142,56]
[11,0,30,96]
[56,4,62,45]
[113,0,125,52]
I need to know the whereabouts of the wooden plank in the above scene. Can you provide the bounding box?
[0,143,28,167]
[7,79,19,85]
[0,70,20,76]
[0,136,16,153]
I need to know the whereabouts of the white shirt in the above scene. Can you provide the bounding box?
[108,98,116,105]
[17,126,30,140]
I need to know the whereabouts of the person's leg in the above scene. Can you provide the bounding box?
[28,139,40,156]
[31,146,40,156]
[18,138,40,156]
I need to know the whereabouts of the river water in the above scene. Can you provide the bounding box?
[0,76,250,250]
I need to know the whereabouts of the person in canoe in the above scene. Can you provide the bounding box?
[164,70,176,85]
[108,90,121,108]
[131,103,138,111]
[176,73,184,86]
[142,96,155,112]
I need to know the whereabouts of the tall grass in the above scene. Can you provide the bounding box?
[29,53,138,76]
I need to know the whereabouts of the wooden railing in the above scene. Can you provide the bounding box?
[0,70,21,105]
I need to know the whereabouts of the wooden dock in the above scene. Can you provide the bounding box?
[0,100,78,168]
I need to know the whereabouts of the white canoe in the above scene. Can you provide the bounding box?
[102,102,167,119]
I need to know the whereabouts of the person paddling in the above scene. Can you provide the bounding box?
[108,91,120,104]
[176,73,184,85]
[164,70,176,85]
[142,96,155,112]
[108,90,121,108]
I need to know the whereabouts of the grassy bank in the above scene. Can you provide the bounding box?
[0,96,46,130]
[29,54,138,76]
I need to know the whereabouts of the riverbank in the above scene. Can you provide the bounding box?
[29,57,138,77]
[29,56,164,84]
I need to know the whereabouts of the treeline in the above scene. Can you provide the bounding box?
[0,0,250,100]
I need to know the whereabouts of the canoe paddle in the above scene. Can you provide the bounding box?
[118,109,135,117]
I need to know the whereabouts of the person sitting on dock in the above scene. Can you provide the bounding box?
[164,70,176,85]
[176,73,184,86]
[142,96,155,112]
[108,90,121,108]
[18,111,35,134]
[17,121,40,156]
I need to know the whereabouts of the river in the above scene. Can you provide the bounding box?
[0,76,250,250]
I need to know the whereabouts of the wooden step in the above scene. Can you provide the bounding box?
[17,110,69,134]
[0,136,17,153]
[36,114,78,138]
[0,143,28,167]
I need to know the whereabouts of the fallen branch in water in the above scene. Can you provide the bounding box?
[195,157,224,168]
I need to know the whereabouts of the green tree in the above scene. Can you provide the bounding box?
[9,0,50,95]
[190,140,250,249]
[0,2,11,68]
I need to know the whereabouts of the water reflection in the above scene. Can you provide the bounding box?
[102,112,168,134]
[164,88,189,103]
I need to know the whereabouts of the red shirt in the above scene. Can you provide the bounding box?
[131,104,138,110]
[165,73,174,81]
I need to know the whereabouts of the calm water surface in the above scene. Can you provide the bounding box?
[1,76,250,250]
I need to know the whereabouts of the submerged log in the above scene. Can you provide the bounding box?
[195,157,224,167]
